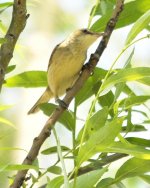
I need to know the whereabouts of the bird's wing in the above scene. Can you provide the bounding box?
[47,43,60,71]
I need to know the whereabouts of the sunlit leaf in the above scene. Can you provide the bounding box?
[115,158,150,181]
[76,107,109,143]
[0,105,12,111]
[126,10,150,45]
[96,178,114,188]
[41,146,70,155]
[0,117,16,129]
[91,0,150,32]
[101,67,150,95]
[0,2,13,9]
[116,95,150,110]
[77,117,123,166]
[70,167,108,188]
[103,142,150,159]
[5,71,47,87]
[140,175,150,184]
[0,147,27,152]
[46,176,64,188]
[1,164,38,172]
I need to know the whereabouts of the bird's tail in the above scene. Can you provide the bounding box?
[28,87,53,114]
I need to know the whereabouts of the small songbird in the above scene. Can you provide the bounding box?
[28,29,102,114]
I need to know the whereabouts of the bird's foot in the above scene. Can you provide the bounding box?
[55,98,68,109]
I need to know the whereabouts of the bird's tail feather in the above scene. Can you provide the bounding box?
[28,87,53,114]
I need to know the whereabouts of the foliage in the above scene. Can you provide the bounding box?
[0,0,150,187]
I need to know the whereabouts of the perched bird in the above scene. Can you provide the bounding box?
[28,29,102,114]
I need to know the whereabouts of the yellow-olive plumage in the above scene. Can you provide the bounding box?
[28,29,102,114]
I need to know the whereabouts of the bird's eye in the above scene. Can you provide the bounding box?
[82,29,92,35]
[82,29,88,33]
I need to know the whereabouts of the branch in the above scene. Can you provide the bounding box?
[39,153,128,188]
[70,153,128,178]
[0,0,28,91]
[10,0,125,187]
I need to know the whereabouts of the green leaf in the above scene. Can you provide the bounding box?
[122,124,147,132]
[0,117,16,129]
[140,175,150,184]
[47,166,62,175]
[126,137,150,147]
[76,107,109,143]
[0,147,26,152]
[103,142,150,159]
[101,67,150,95]
[96,178,114,188]
[75,68,107,106]
[0,2,13,9]
[41,146,70,155]
[138,77,150,85]
[115,158,150,181]
[40,103,75,131]
[117,95,150,110]
[5,71,47,87]
[6,65,16,74]
[46,176,64,188]
[126,10,150,45]
[91,0,150,32]
[77,117,123,166]
[1,164,38,172]
[0,2,13,14]
[70,167,108,188]
[0,105,12,111]
[98,91,114,108]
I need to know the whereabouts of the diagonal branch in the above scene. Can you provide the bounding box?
[10,0,125,187]
[0,0,28,91]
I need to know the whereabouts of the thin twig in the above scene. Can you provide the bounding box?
[10,0,125,187]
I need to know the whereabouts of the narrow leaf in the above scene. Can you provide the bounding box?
[91,0,150,32]
[76,107,109,143]
[46,176,64,188]
[126,137,150,147]
[115,158,150,181]
[126,10,150,45]
[0,105,12,111]
[5,71,47,87]
[117,95,150,109]
[140,175,150,184]
[103,142,150,159]
[77,117,123,166]
[0,117,16,129]
[1,164,38,172]
[101,67,150,95]
[41,146,70,155]
[70,167,108,188]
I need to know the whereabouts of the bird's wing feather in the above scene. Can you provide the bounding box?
[47,43,60,70]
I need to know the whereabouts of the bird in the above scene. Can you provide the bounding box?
[28,29,102,114]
